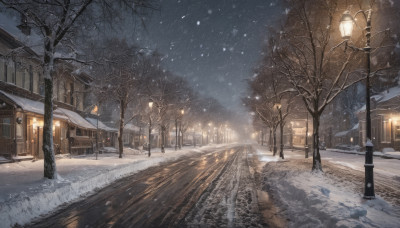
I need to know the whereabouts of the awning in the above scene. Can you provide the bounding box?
[86,117,118,132]
[125,123,140,132]
[0,90,67,120]
[0,90,95,130]
[57,108,96,130]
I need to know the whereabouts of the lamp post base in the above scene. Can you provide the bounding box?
[364,145,375,199]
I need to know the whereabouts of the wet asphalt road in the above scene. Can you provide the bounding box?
[29,145,264,228]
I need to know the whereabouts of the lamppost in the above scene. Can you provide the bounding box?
[148,100,153,157]
[340,9,374,199]
[179,108,184,149]
[175,110,179,151]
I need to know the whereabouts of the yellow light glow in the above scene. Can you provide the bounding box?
[91,105,98,114]
[339,11,354,39]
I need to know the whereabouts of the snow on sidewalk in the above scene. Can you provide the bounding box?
[254,146,400,228]
[0,145,226,228]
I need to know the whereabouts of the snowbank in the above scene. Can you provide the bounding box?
[257,147,400,228]
[0,145,222,228]
[327,148,400,160]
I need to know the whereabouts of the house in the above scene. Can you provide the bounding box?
[357,86,400,151]
[333,123,359,149]
[86,117,118,149]
[0,26,97,158]
[123,123,142,148]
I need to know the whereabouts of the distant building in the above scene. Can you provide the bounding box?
[357,86,400,151]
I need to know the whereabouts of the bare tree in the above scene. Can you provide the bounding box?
[0,0,156,179]
[272,0,366,171]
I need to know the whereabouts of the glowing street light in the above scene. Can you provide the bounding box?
[339,11,354,39]
[340,8,374,199]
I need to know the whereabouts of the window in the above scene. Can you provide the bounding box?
[381,119,391,143]
[396,126,400,140]
[39,73,45,96]
[0,60,4,81]
[29,66,33,92]
[4,62,7,82]
[70,83,74,105]
[2,118,11,139]
[76,127,82,136]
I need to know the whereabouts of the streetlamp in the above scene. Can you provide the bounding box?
[340,8,374,199]
[179,108,184,149]
[148,100,153,157]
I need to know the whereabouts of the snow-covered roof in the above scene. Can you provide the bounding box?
[358,86,400,112]
[334,124,359,137]
[125,124,140,132]
[86,117,118,132]
[372,86,400,103]
[57,108,95,130]
[334,130,349,137]
[0,90,95,129]
[351,123,359,131]
[0,90,67,120]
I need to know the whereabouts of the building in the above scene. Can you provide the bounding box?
[86,117,118,149]
[333,123,359,150]
[357,86,400,151]
[0,26,98,158]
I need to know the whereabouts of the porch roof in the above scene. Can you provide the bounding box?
[0,90,67,120]
[125,123,140,132]
[0,90,95,130]
[86,117,118,132]
[57,108,96,130]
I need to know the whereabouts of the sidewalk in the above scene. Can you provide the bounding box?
[326,148,400,160]
[0,144,228,228]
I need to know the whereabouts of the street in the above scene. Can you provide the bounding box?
[29,145,267,228]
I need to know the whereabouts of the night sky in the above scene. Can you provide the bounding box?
[139,0,282,113]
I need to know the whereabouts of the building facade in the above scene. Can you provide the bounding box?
[357,86,400,151]
[0,27,100,158]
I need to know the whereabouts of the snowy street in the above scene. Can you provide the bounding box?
[28,145,266,227]
[1,144,400,227]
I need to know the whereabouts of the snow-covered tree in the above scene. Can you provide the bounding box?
[0,0,156,178]
[272,0,368,171]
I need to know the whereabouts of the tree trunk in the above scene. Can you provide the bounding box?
[269,128,273,152]
[175,119,178,150]
[279,122,284,159]
[273,127,277,156]
[118,99,125,158]
[261,130,264,146]
[312,114,322,171]
[161,125,165,153]
[42,38,56,179]
[43,77,56,179]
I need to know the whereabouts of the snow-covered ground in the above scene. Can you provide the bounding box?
[0,145,228,228]
[326,148,400,160]
[255,146,400,228]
